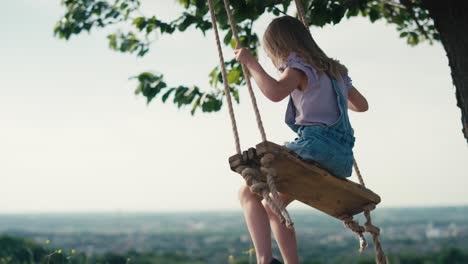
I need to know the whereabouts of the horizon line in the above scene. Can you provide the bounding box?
[0,204,467,215]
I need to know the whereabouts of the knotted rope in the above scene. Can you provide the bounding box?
[294,1,387,263]
[340,215,367,252]
[363,204,387,264]
[237,165,292,228]
[340,204,386,263]
[208,0,292,228]
[354,160,387,263]
[261,153,293,228]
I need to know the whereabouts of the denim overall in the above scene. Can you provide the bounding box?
[284,78,355,178]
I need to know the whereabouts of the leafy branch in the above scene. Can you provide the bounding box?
[54,0,440,114]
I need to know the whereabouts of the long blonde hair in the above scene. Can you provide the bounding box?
[263,16,348,80]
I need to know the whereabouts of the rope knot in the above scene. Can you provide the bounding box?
[343,218,365,233]
[363,203,376,211]
[358,236,368,253]
[241,168,257,183]
[249,182,268,194]
[260,167,277,177]
[260,153,275,166]
[241,167,257,178]
[342,216,367,253]
[364,223,381,236]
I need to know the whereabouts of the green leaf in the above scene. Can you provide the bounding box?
[201,95,223,112]
[190,96,201,115]
[179,0,189,8]
[407,33,419,45]
[230,87,240,103]
[223,30,233,46]
[230,39,237,49]
[368,6,381,23]
[133,17,147,30]
[107,34,117,50]
[209,66,219,88]
[227,68,241,84]
[134,83,143,95]
[120,2,128,10]
[178,14,195,31]
[162,88,176,102]
[142,80,167,104]
[346,6,359,18]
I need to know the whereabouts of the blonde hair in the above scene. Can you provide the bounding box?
[263,16,348,80]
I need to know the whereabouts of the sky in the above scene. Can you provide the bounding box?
[0,0,467,213]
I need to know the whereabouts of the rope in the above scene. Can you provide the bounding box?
[340,205,387,264]
[350,138,387,263]
[222,0,267,143]
[340,215,367,252]
[210,0,289,229]
[294,1,387,263]
[207,0,241,155]
[294,0,308,27]
[237,165,290,227]
[363,204,387,264]
[354,159,366,187]
[222,0,293,228]
[353,160,387,263]
[260,153,293,228]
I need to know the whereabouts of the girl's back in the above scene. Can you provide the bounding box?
[280,53,354,131]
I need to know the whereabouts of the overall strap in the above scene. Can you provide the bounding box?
[285,96,300,132]
[330,79,353,134]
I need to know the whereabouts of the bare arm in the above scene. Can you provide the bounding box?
[246,61,304,102]
[234,47,304,102]
[348,86,368,112]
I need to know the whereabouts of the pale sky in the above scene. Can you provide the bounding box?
[1,0,467,213]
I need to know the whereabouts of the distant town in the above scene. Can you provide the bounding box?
[0,207,467,263]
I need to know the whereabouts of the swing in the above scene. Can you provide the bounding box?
[207,0,387,263]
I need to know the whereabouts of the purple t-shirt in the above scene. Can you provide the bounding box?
[279,53,353,126]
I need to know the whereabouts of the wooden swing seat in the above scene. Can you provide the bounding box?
[229,141,381,220]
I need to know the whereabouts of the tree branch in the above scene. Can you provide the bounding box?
[399,1,431,40]
[384,1,407,9]
[272,6,288,16]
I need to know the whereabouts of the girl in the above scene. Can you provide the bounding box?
[234,16,369,264]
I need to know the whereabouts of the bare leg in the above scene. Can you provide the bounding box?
[263,193,299,264]
[239,185,273,264]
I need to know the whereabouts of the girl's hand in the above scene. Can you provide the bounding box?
[234,47,256,67]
